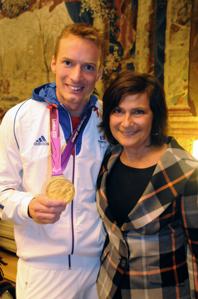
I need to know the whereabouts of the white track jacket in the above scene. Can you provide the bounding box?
[0,83,108,269]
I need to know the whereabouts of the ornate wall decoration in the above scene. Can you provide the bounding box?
[166,0,198,153]
[65,0,137,90]
[189,0,198,115]
[164,0,193,115]
[0,0,198,154]
[0,0,31,18]
[152,1,167,84]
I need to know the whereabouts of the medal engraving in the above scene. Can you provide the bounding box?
[46,176,75,203]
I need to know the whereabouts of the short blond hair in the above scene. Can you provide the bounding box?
[54,23,105,65]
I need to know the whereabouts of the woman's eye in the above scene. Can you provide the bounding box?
[133,109,145,115]
[83,64,96,72]
[112,107,122,114]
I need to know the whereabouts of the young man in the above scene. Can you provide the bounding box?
[0,23,108,299]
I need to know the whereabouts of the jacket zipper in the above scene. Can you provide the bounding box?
[71,151,75,254]
[68,130,76,269]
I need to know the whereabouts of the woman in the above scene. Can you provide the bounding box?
[96,71,198,299]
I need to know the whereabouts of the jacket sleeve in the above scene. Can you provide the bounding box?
[181,168,198,298]
[0,108,33,224]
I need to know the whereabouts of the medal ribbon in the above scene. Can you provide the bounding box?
[49,104,92,176]
[49,105,62,176]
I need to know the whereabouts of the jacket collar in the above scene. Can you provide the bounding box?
[99,137,198,231]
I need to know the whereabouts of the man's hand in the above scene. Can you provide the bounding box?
[28,195,67,224]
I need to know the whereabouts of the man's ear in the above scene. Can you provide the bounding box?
[51,55,56,74]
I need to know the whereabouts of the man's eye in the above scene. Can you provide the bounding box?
[64,60,72,67]
[83,64,96,72]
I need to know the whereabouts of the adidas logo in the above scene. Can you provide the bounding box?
[98,135,107,147]
[34,135,49,145]
[98,135,106,143]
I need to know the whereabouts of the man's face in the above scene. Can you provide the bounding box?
[51,34,102,116]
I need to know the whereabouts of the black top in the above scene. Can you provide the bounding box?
[106,157,156,227]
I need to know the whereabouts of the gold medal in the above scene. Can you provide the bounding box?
[45,176,75,203]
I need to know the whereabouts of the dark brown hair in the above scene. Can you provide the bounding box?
[101,71,168,146]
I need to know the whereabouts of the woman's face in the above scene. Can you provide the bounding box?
[109,92,153,152]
